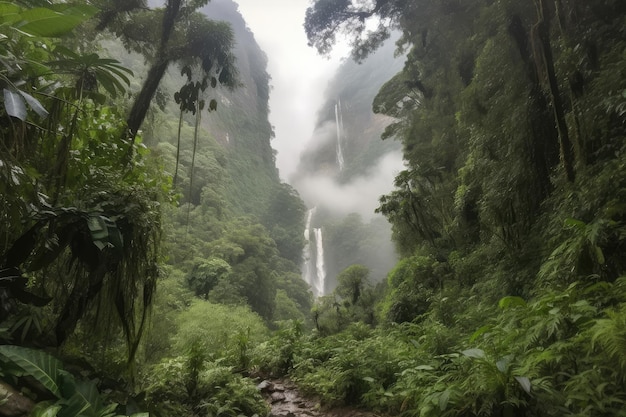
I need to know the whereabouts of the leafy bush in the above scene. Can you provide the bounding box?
[252,319,303,376]
[197,365,269,417]
[288,278,626,416]
[291,325,409,408]
[142,357,268,417]
[172,300,269,366]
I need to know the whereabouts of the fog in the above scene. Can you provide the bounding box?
[231,0,403,286]
[234,0,349,181]
[295,150,404,219]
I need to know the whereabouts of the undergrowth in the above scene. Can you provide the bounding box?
[263,278,626,416]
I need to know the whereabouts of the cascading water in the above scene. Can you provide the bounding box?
[301,207,326,297]
[302,208,316,292]
[334,99,345,171]
[313,227,326,296]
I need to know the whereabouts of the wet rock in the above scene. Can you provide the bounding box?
[266,379,385,417]
[257,380,274,392]
[270,392,286,403]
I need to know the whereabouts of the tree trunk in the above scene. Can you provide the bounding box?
[125,0,182,143]
[536,0,576,181]
[125,58,170,140]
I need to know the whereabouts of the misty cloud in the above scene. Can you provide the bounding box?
[305,120,337,151]
[234,0,349,181]
[295,150,405,219]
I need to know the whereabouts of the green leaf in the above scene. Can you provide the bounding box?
[95,70,120,98]
[58,379,102,417]
[19,90,49,118]
[0,345,62,397]
[0,2,20,20]
[461,348,485,359]
[564,218,586,229]
[514,376,531,394]
[18,5,96,37]
[3,88,27,120]
[49,4,98,19]
[496,355,513,373]
[439,389,450,411]
[498,296,527,309]
[469,325,491,342]
[594,246,605,264]
[209,99,218,111]
[30,402,62,417]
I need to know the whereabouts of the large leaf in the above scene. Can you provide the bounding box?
[3,88,27,120]
[514,376,531,394]
[0,2,20,20]
[461,348,485,359]
[29,402,62,417]
[17,5,96,37]
[58,377,104,417]
[0,345,62,397]
[19,90,49,118]
[50,50,133,98]
[438,388,450,411]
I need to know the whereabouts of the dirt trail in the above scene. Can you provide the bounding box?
[258,379,384,417]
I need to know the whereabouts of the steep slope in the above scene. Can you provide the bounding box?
[198,0,279,216]
[135,0,310,321]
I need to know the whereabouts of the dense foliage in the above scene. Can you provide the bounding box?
[282,0,626,416]
[1,1,307,416]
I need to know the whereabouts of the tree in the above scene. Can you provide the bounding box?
[207,218,280,320]
[0,1,170,363]
[304,0,402,61]
[336,264,369,305]
[263,183,306,264]
[186,258,231,299]
[94,0,238,146]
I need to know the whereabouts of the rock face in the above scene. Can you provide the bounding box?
[257,379,382,417]
[0,381,34,417]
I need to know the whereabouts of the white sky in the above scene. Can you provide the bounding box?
[234,0,349,181]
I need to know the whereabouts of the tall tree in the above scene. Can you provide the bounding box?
[94,0,238,144]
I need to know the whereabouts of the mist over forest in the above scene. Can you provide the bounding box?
[1,1,625,417]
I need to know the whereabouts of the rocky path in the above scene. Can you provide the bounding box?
[258,379,384,417]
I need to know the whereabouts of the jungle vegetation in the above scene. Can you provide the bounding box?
[282,0,626,416]
[1,0,626,417]
[1,0,306,415]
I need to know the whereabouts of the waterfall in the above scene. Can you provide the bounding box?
[313,227,326,296]
[301,207,325,297]
[302,208,315,293]
[334,99,345,171]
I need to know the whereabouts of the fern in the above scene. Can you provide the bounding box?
[590,305,626,373]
